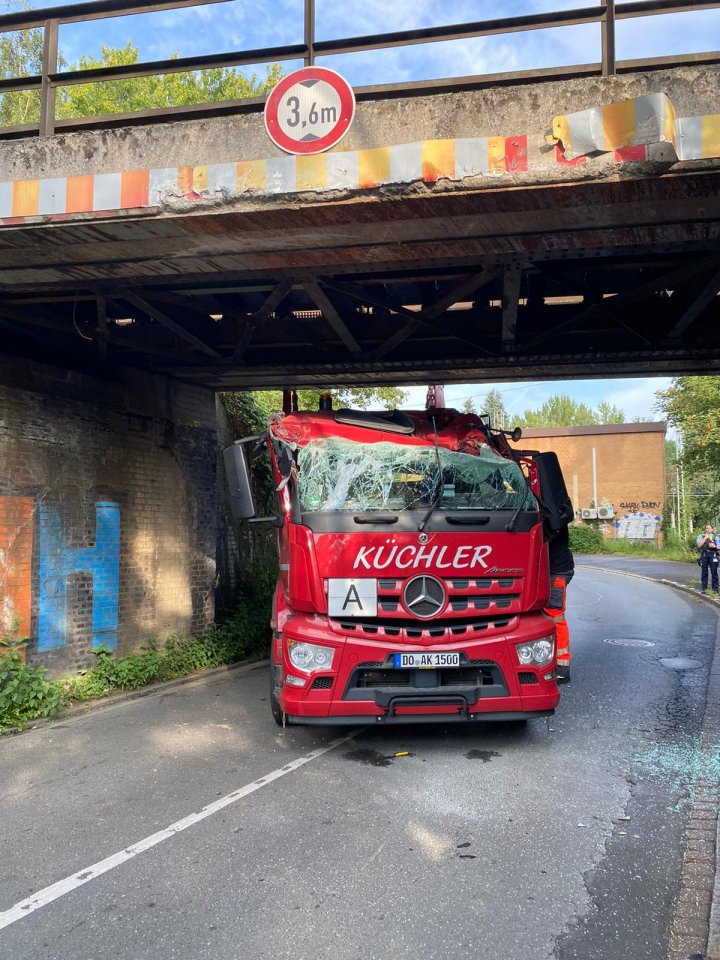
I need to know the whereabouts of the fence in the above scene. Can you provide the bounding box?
[0,0,719,137]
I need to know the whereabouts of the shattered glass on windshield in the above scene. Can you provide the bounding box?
[295,438,536,513]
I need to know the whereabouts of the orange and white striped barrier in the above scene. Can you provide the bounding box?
[550,92,720,162]
[0,134,527,224]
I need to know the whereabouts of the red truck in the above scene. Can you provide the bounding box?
[224,395,573,726]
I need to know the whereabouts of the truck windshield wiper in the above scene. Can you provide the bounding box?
[353,514,398,524]
[418,417,443,533]
[505,504,525,532]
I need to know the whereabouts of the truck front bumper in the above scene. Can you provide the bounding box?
[275,613,560,723]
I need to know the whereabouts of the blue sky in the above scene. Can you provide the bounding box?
[8,0,716,420]
[403,377,670,423]
[8,0,720,82]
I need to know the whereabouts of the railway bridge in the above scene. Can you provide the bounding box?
[0,0,718,668]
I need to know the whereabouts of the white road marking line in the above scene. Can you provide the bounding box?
[0,731,357,931]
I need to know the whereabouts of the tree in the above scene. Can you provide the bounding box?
[596,401,625,424]
[517,394,600,428]
[656,377,720,475]
[0,4,280,127]
[57,43,282,120]
[478,389,508,429]
[0,1,45,127]
[656,376,720,526]
[462,397,477,414]
[252,386,408,420]
[516,393,626,428]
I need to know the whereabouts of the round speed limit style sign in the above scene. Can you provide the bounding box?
[264,67,356,155]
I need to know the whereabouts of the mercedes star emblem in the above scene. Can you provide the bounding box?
[402,575,446,619]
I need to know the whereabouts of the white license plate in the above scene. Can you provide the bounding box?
[393,652,461,669]
[327,578,377,618]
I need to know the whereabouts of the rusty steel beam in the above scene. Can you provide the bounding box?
[231,278,293,362]
[121,291,222,358]
[303,280,362,353]
[305,0,315,66]
[39,18,59,137]
[95,295,108,361]
[0,0,230,32]
[501,266,523,350]
[370,318,423,362]
[321,278,496,355]
[0,298,179,362]
[48,43,306,87]
[523,256,720,350]
[601,0,616,76]
[667,267,720,339]
[420,268,500,321]
[151,346,720,389]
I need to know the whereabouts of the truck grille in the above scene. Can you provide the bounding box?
[334,615,514,642]
[355,663,498,689]
[336,576,523,625]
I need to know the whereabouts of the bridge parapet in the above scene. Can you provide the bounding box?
[0,64,718,223]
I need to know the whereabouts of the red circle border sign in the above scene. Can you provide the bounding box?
[264,67,356,156]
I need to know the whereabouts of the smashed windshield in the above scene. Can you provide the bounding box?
[295,438,536,513]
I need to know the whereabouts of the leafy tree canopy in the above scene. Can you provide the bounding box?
[517,393,625,428]
[656,376,720,476]
[1,3,280,127]
[478,388,508,429]
[252,386,408,420]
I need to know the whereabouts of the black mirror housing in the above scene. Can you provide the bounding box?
[223,441,256,520]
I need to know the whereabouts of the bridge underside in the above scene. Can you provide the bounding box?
[1,167,719,390]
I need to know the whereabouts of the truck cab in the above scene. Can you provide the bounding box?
[225,402,572,726]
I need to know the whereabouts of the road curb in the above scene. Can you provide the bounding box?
[1,657,270,737]
[705,612,720,960]
[582,564,720,960]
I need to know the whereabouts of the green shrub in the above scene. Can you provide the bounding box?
[62,601,271,704]
[0,641,64,732]
[569,523,604,553]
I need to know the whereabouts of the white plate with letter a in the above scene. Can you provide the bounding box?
[328,578,377,617]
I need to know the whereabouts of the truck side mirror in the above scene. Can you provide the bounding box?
[223,441,256,520]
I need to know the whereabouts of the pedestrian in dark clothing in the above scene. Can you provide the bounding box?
[696,523,720,594]
[545,523,575,684]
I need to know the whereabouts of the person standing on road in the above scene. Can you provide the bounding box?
[696,523,720,595]
[545,523,575,684]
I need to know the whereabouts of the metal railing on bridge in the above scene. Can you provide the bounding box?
[0,0,718,138]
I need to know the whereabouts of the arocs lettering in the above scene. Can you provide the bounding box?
[353,543,492,571]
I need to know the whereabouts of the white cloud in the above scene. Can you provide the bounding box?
[31,0,718,87]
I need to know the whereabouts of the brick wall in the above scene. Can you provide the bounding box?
[0,357,220,675]
[515,423,666,537]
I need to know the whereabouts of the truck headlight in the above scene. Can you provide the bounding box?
[516,637,554,666]
[288,641,335,673]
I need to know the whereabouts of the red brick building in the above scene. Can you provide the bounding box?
[512,422,667,539]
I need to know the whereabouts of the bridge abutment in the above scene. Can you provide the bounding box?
[0,357,224,674]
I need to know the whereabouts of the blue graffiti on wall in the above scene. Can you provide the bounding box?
[38,501,120,651]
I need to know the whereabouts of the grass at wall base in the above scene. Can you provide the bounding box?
[569,524,696,562]
[0,602,270,734]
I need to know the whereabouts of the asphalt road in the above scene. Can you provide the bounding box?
[0,567,717,960]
